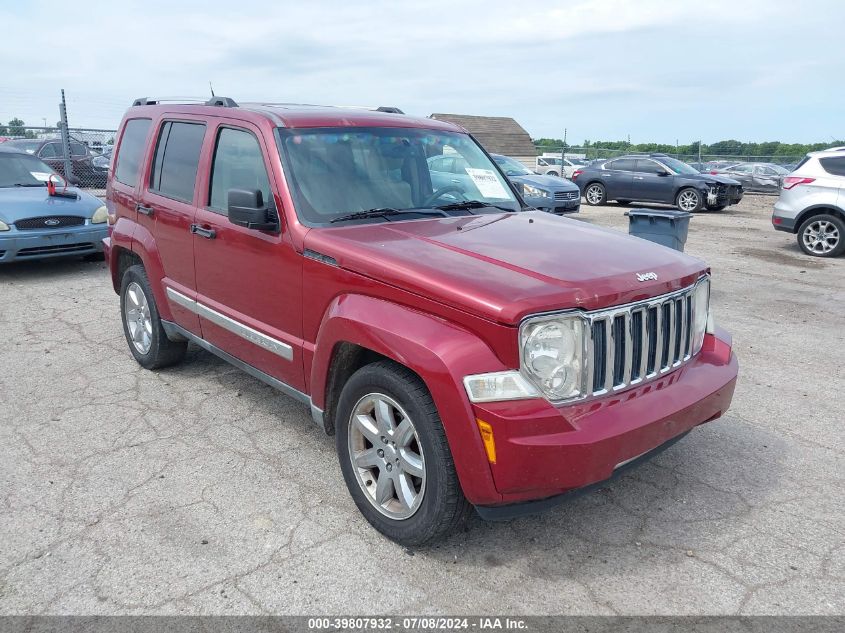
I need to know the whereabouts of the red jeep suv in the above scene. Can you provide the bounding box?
[104,97,738,545]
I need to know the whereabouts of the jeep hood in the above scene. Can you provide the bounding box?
[305,211,707,324]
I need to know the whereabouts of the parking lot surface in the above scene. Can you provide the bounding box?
[0,194,843,615]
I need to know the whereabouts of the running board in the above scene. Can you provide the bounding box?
[161,320,325,430]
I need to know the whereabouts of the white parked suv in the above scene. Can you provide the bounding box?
[772,148,845,257]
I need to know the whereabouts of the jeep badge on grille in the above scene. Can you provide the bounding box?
[636,272,658,282]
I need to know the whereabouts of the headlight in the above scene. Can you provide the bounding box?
[691,277,711,355]
[91,205,108,224]
[520,315,586,401]
[522,184,549,198]
[0,220,9,231]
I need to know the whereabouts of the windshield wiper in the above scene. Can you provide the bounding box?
[330,207,448,223]
[12,183,46,187]
[434,200,516,213]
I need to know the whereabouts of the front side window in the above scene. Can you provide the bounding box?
[277,127,519,224]
[209,127,271,212]
[149,121,206,202]
[635,159,666,174]
[70,142,88,157]
[114,118,151,187]
[495,155,532,176]
[39,143,60,159]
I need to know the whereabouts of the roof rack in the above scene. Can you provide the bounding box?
[131,96,238,107]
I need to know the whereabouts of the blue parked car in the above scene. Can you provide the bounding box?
[490,154,581,214]
[0,146,108,263]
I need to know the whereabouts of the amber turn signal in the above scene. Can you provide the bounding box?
[476,419,497,464]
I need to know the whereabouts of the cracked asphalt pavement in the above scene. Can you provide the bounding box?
[0,194,843,615]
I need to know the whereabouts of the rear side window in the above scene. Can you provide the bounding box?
[608,158,636,171]
[820,157,845,177]
[208,127,271,212]
[70,142,88,157]
[114,119,151,187]
[150,121,206,202]
[39,143,60,159]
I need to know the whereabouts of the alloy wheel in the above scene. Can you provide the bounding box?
[586,184,604,204]
[347,393,426,520]
[678,190,700,211]
[802,220,840,254]
[124,281,153,354]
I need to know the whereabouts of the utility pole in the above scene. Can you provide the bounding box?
[698,139,702,167]
[561,128,568,175]
[58,90,73,182]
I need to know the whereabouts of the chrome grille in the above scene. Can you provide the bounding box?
[585,285,696,396]
[554,190,579,201]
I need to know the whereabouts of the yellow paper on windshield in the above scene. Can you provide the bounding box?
[465,168,509,199]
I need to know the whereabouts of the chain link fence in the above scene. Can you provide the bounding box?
[535,145,807,170]
[0,125,117,190]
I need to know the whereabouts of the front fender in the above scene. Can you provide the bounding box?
[310,294,508,505]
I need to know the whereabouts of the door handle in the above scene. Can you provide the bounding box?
[451,179,461,184]
[633,176,644,180]
[190,224,216,239]
[136,203,154,216]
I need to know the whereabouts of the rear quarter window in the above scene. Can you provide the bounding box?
[819,157,845,177]
[114,119,152,187]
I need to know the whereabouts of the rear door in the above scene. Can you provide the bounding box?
[192,122,304,391]
[136,118,207,335]
[602,158,635,199]
[635,159,675,202]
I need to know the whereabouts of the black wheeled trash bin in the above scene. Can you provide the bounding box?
[625,209,692,252]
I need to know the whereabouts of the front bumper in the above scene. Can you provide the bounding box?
[0,224,107,262]
[470,330,737,513]
[526,194,581,214]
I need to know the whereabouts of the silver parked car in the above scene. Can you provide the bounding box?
[772,148,845,257]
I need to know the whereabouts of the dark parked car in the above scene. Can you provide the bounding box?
[3,138,107,188]
[491,154,580,214]
[712,162,788,193]
[573,154,743,212]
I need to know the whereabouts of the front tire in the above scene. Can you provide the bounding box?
[119,265,187,369]
[584,182,606,206]
[335,361,471,546]
[676,187,703,212]
[797,214,845,257]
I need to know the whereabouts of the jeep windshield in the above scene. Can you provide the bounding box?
[276,127,520,224]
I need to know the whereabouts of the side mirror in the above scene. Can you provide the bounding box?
[657,170,670,177]
[227,189,278,231]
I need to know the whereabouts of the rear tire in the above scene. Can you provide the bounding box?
[676,188,703,212]
[119,265,187,369]
[797,214,845,258]
[335,360,471,546]
[584,182,606,206]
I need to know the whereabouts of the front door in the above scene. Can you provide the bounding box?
[635,159,676,202]
[192,123,304,392]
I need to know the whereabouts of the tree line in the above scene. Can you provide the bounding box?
[533,137,844,158]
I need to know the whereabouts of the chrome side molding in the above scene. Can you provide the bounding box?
[166,287,293,361]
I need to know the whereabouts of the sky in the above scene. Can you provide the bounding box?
[1,0,842,145]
